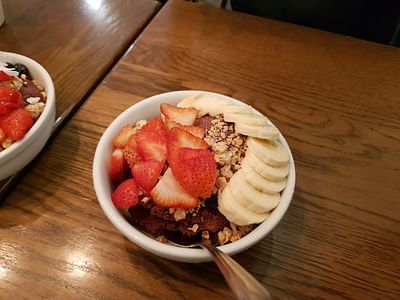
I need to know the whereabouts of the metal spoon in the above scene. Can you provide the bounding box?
[167,235,272,300]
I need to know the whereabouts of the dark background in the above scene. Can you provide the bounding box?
[230,0,400,46]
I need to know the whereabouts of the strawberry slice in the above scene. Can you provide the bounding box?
[160,103,198,125]
[150,168,199,208]
[0,108,33,141]
[123,145,142,168]
[0,127,6,144]
[113,126,136,149]
[111,178,139,209]
[165,120,205,139]
[172,148,217,199]
[0,71,13,82]
[132,160,164,195]
[140,116,165,132]
[109,149,125,186]
[136,129,167,162]
[0,86,24,116]
[167,127,208,167]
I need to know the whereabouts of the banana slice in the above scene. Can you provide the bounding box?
[218,185,268,225]
[216,104,254,115]
[246,137,289,167]
[223,113,270,126]
[187,95,228,117]
[177,95,201,108]
[235,123,279,140]
[241,160,287,193]
[244,150,289,181]
[228,170,280,213]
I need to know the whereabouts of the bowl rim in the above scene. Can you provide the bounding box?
[93,90,295,263]
[0,51,55,163]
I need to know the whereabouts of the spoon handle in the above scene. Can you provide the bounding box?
[201,242,272,300]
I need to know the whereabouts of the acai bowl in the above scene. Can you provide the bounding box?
[0,51,55,180]
[93,91,295,263]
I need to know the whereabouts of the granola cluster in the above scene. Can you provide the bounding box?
[204,115,247,193]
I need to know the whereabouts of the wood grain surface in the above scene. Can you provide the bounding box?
[1,0,400,299]
[0,0,161,186]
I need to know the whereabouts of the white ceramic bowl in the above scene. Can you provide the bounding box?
[93,91,295,263]
[0,51,55,180]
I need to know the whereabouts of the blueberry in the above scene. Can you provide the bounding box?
[5,62,32,80]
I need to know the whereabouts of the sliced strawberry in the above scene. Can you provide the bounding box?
[165,120,205,139]
[0,108,33,141]
[132,160,164,195]
[123,145,142,168]
[0,127,6,144]
[136,129,167,162]
[111,178,139,209]
[109,149,125,186]
[140,116,165,132]
[172,148,217,199]
[0,71,13,82]
[167,127,208,167]
[160,103,198,125]
[150,168,199,208]
[0,86,24,116]
[113,126,136,149]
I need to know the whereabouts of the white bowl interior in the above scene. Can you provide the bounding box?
[93,91,295,263]
[0,51,55,179]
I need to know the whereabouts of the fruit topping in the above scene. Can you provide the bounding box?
[111,178,139,209]
[165,120,205,139]
[171,148,217,199]
[0,70,13,82]
[136,129,167,162]
[160,103,198,125]
[151,168,199,208]
[166,127,208,167]
[109,148,125,186]
[0,108,33,141]
[113,126,136,149]
[0,86,24,116]
[132,160,164,195]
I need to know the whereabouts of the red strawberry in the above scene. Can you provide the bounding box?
[172,148,216,199]
[0,127,6,144]
[165,120,205,139]
[0,108,33,141]
[160,103,198,125]
[167,127,208,167]
[113,126,136,149]
[123,145,142,168]
[132,160,164,195]
[140,116,165,132]
[0,71,13,82]
[111,178,139,209]
[109,149,125,186]
[150,168,199,208]
[136,129,167,162]
[0,86,24,116]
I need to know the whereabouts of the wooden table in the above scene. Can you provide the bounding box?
[0,0,160,187]
[1,0,399,299]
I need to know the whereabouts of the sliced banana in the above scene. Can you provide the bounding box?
[241,160,287,193]
[216,104,254,115]
[228,170,280,213]
[247,137,289,167]
[235,123,279,140]
[218,185,268,225]
[244,150,289,181]
[186,95,228,117]
[223,113,270,126]
[177,95,201,108]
